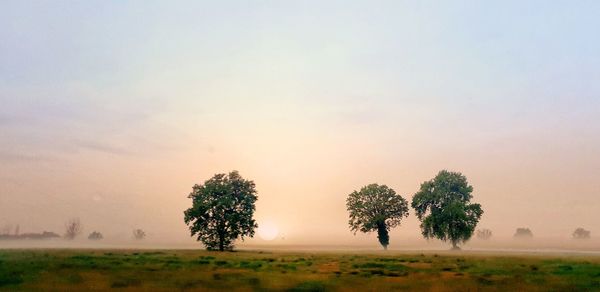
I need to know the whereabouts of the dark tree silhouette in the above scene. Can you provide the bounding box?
[132,229,146,240]
[346,184,409,250]
[514,228,533,239]
[476,229,492,240]
[64,218,83,240]
[572,228,591,239]
[184,171,258,251]
[412,170,483,250]
[88,231,103,240]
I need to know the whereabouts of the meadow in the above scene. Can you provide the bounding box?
[0,249,599,291]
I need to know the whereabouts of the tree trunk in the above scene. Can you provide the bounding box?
[377,222,389,250]
[451,241,460,250]
[219,241,224,251]
[218,229,225,251]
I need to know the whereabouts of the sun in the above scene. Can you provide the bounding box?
[257,221,279,241]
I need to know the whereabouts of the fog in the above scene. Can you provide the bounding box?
[1,1,599,253]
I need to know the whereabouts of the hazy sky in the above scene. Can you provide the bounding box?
[1,1,599,246]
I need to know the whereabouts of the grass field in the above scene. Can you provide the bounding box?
[0,249,599,291]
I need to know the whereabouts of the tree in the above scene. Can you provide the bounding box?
[572,228,591,239]
[476,229,492,240]
[132,229,146,240]
[184,171,258,251]
[514,228,533,239]
[1,224,20,236]
[64,218,83,240]
[346,184,409,250]
[0,224,12,235]
[88,231,103,240]
[411,170,483,250]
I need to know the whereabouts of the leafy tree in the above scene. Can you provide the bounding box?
[346,184,409,250]
[411,170,483,250]
[88,231,103,240]
[514,228,533,238]
[476,229,492,240]
[64,218,83,240]
[132,229,146,240]
[184,171,258,251]
[572,228,590,239]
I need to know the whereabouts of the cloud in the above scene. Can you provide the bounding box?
[76,141,132,156]
[0,151,53,163]
[0,83,182,160]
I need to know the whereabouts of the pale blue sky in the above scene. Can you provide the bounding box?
[1,1,599,244]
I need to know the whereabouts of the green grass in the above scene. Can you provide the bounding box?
[0,249,598,291]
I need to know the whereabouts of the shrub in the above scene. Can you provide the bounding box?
[514,228,533,239]
[573,228,591,239]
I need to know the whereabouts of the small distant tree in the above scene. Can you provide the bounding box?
[412,170,484,250]
[346,184,409,250]
[132,229,146,240]
[572,228,591,240]
[476,229,492,240]
[184,171,258,251]
[514,228,533,239]
[88,231,103,240]
[0,224,20,236]
[0,224,12,235]
[64,218,83,240]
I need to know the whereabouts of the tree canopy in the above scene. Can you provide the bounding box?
[411,170,483,249]
[184,171,258,251]
[572,228,590,239]
[133,229,146,240]
[346,184,409,250]
[88,231,103,240]
[64,218,82,240]
[514,228,533,238]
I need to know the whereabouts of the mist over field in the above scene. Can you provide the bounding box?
[1,1,599,255]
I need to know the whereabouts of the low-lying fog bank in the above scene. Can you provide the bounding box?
[2,237,599,256]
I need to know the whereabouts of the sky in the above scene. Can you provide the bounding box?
[1,1,599,247]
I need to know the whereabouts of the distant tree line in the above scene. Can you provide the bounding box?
[0,231,60,240]
[0,219,146,241]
